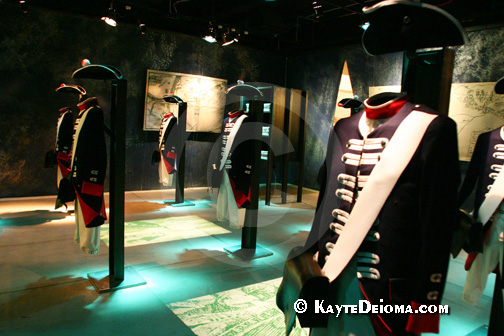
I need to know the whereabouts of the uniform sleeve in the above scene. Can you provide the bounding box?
[457,132,487,208]
[406,116,460,334]
[305,126,337,252]
[75,107,107,227]
[229,118,255,207]
[57,112,75,154]
[163,117,178,174]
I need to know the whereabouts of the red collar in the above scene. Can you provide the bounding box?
[164,112,174,119]
[59,107,71,114]
[364,92,408,119]
[228,110,244,119]
[77,97,99,111]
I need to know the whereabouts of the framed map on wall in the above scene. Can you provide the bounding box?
[448,82,504,161]
[143,70,227,132]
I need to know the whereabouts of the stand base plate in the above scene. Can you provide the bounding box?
[224,245,273,261]
[466,325,488,336]
[88,266,147,293]
[163,200,195,207]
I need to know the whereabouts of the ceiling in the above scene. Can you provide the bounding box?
[5,0,504,52]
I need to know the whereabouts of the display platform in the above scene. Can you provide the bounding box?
[466,325,488,336]
[163,200,195,207]
[224,245,273,261]
[88,266,146,293]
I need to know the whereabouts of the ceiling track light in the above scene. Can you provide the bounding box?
[222,28,239,46]
[19,0,28,13]
[101,1,118,27]
[202,23,218,43]
[202,23,246,46]
[312,0,322,19]
[139,22,146,34]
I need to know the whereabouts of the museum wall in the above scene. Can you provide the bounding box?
[2,2,504,199]
[0,5,287,198]
[287,26,504,191]
[286,47,403,190]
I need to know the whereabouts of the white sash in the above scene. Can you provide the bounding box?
[71,110,89,169]
[219,114,248,171]
[323,111,438,281]
[478,169,504,224]
[159,114,175,149]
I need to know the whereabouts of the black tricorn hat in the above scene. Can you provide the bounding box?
[338,98,362,109]
[495,77,504,94]
[72,64,123,80]
[362,0,468,55]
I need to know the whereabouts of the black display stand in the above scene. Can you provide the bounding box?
[402,48,454,115]
[258,86,276,206]
[222,83,273,261]
[260,87,307,206]
[162,95,194,207]
[72,64,146,293]
[296,90,307,203]
[280,89,291,205]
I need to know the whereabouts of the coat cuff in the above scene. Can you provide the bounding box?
[405,301,440,334]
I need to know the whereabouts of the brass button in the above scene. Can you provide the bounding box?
[427,291,439,301]
[430,273,442,283]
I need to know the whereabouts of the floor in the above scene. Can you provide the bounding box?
[0,185,497,336]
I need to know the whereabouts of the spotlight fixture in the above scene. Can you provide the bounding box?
[203,34,217,43]
[19,0,28,13]
[222,28,239,46]
[139,22,146,34]
[101,2,117,27]
[312,0,322,19]
[203,23,218,43]
[360,22,370,30]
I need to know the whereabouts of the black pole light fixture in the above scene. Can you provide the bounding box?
[202,23,219,43]
[101,1,118,27]
[222,28,239,46]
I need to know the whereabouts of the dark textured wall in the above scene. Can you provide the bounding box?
[286,48,403,190]
[286,26,504,191]
[1,3,504,198]
[452,28,504,83]
[0,5,286,198]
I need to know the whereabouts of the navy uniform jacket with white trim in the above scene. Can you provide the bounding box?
[458,127,504,219]
[71,97,107,227]
[218,110,254,208]
[305,102,460,335]
[55,107,74,179]
[56,107,74,155]
[458,126,504,269]
[152,112,177,184]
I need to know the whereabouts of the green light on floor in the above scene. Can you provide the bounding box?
[100,215,231,247]
[168,278,309,336]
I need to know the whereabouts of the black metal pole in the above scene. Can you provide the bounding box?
[402,48,454,116]
[297,90,307,202]
[175,102,187,204]
[265,139,274,206]
[109,79,127,286]
[281,89,291,204]
[241,99,263,250]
